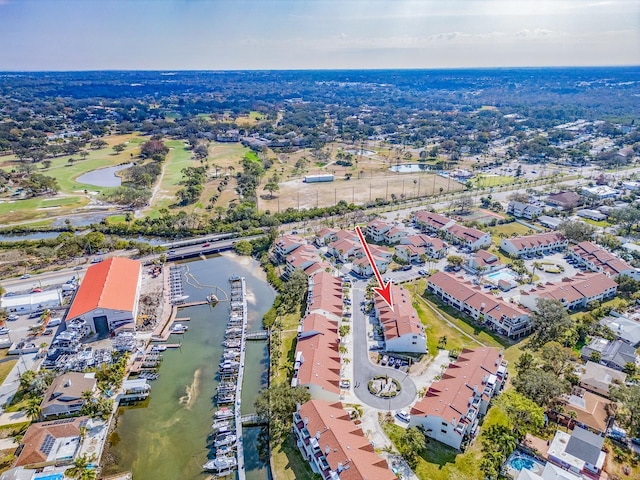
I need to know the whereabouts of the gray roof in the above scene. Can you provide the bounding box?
[600,315,640,346]
[565,427,604,465]
[581,337,637,370]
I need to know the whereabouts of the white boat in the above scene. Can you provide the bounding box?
[214,407,234,419]
[214,434,237,447]
[151,345,167,352]
[171,294,189,304]
[170,323,189,334]
[203,455,237,472]
[222,340,241,348]
[212,420,231,431]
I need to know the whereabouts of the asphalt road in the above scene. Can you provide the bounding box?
[350,278,417,410]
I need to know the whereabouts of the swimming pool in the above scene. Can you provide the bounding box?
[33,474,64,480]
[509,456,535,471]
[506,452,545,477]
[485,269,518,283]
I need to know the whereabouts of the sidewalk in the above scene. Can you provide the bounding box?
[0,353,38,409]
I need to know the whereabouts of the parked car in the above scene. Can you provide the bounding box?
[418,269,428,276]
[400,265,412,271]
[395,410,411,423]
[43,328,53,336]
[339,379,351,389]
[381,355,388,366]
[7,314,19,321]
[0,328,8,335]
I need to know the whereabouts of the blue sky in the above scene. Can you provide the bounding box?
[0,0,638,70]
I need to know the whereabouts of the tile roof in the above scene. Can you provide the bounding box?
[571,241,634,276]
[414,210,452,229]
[16,416,88,467]
[445,224,487,242]
[502,232,566,251]
[375,285,424,340]
[295,330,341,394]
[67,257,141,320]
[411,348,503,423]
[297,400,397,480]
[558,389,611,432]
[525,272,617,305]
[308,272,343,318]
[40,372,96,417]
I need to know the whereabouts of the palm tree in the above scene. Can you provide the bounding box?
[65,453,97,480]
[25,398,41,422]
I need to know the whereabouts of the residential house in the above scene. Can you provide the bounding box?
[547,427,606,478]
[500,232,567,258]
[315,227,339,246]
[366,220,408,245]
[537,215,563,230]
[517,463,582,480]
[444,224,492,250]
[293,400,397,480]
[351,254,390,277]
[467,249,503,274]
[519,273,618,311]
[507,200,543,219]
[40,372,97,418]
[328,238,362,264]
[552,387,612,434]
[14,416,90,467]
[292,313,342,401]
[580,337,637,371]
[373,285,427,353]
[394,244,425,265]
[285,245,324,277]
[306,272,343,321]
[400,234,448,258]
[576,209,608,221]
[546,191,581,210]
[578,361,627,398]
[413,210,454,233]
[427,272,532,338]
[599,314,640,346]
[410,348,508,450]
[569,241,640,280]
[274,234,306,260]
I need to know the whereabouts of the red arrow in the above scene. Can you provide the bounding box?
[355,226,394,312]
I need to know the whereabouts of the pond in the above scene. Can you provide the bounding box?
[76,163,133,187]
[389,164,432,173]
[102,253,275,480]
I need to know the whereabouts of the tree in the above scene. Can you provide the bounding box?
[234,240,253,256]
[481,424,517,479]
[495,390,545,438]
[446,255,464,269]
[112,143,126,154]
[610,384,640,436]
[558,220,595,243]
[608,205,640,234]
[512,367,571,406]
[25,397,41,422]
[140,139,169,159]
[452,195,473,213]
[508,192,529,203]
[263,182,279,199]
[540,341,577,376]
[398,427,425,468]
[65,453,97,480]
[254,383,310,441]
[531,298,574,346]
[79,150,90,160]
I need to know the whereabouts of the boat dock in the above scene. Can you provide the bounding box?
[233,276,248,480]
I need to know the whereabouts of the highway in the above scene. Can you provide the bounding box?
[165,234,265,260]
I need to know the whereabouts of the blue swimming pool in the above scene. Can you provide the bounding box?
[33,474,64,480]
[509,456,535,471]
[486,269,518,283]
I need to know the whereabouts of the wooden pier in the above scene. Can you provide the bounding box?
[233,277,248,480]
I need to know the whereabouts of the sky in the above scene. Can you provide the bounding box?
[0,0,638,70]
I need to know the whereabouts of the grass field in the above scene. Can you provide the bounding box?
[0,360,17,385]
[471,174,517,188]
[0,133,144,225]
[487,222,536,242]
[270,434,316,480]
[383,422,483,480]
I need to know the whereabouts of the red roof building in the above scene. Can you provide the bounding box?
[374,285,427,353]
[66,257,141,334]
[294,400,397,480]
[411,348,507,450]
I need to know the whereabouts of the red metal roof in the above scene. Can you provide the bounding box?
[67,257,141,320]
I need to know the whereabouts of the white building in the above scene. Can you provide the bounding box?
[1,290,63,314]
[500,232,567,258]
[507,201,543,219]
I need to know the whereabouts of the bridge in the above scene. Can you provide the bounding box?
[240,414,267,427]
[245,331,269,340]
[165,234,266,260]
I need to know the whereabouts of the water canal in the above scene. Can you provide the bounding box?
[102,253,274,480]
[76,163,133,187]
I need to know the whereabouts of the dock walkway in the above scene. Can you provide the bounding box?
[233,277,248,480]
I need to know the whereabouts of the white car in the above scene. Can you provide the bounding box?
[396,410,411,423]
[0,327,9,335]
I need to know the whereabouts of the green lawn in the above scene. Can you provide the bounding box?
[580,218,612,228]
[0,360,17,385]
[0,196,89,223]
[472,175,517,188]
[145,140,195,215]
[383,422,482,480]
[271,434,316,480]
[487,222,535,241]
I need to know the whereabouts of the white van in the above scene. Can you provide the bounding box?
[48,318,62,327]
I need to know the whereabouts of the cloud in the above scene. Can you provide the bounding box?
[515,28,556,38]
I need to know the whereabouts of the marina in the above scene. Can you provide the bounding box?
[208,276,249,479]
[103,255,273,480]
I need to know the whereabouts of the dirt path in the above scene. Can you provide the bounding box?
[135,160,167,218]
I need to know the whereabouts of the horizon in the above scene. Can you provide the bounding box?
[1,0,638,70]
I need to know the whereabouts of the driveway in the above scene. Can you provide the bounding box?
[350,279,417,410]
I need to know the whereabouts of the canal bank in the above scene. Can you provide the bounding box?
[101,253,274,480]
